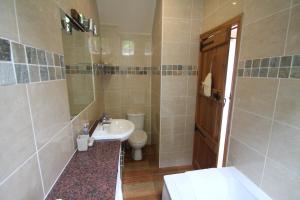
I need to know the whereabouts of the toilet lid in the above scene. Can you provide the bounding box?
[129,130,147,144]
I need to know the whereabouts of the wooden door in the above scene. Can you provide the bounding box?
[193,16,241,169]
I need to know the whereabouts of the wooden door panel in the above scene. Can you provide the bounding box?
[211,45,229,95]
[196,131,217,169]
[193,23,231,170]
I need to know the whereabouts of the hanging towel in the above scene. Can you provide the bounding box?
[202,73,212,97]
[202,61,213,97]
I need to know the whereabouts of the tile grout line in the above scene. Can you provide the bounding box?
[12,0,20,43]
[9,40,18,85]
[43,150,77,200]
[283,1,293,56]
[259,78,281,187]
[24,44,32,83]
[37,122,71,153]
[288,55,294,78]
[235,106,272,121]
[244,7,290,27]
[36,49,42,82]
[0,152,37,187]
[25,84,46,196]
[230,137,266,158]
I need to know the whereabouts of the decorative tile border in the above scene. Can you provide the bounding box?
[91,64,198,76]
[93,65,153,75]
[161,65,198,76]
[238,55,300,79]
[65,65,93,74]
[0,37,65,86]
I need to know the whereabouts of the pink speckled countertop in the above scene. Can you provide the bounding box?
[46,140,121,200]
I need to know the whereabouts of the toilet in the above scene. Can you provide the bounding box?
[127,113,148,160]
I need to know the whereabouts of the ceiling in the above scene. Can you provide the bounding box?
[96,0,156,34]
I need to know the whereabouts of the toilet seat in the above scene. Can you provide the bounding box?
[128,130,147,145]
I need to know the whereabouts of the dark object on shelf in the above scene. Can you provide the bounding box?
[71,9,80,24]
[66,14,85,32]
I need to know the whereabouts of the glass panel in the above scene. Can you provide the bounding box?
[61,13,95,119]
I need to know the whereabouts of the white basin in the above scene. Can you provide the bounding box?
[92,119,135,142]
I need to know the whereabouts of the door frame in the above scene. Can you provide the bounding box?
[198,14,243,167]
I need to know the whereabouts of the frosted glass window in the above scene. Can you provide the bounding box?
[122,40,134,56]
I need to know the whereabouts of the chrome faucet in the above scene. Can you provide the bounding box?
[100,113,111,126]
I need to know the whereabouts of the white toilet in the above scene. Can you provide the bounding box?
[127,113,148,160]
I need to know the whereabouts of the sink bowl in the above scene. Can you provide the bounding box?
[92,119,135,142]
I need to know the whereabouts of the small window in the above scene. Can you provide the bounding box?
[122,40,134,56]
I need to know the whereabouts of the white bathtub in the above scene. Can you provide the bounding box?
[162,167,271,200]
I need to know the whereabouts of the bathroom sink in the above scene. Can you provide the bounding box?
[92,119,135,142]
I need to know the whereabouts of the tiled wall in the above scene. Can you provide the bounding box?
[158,0,202,168]
[100,25,152,143]
[201,0,300,199]
[0,0,104,199]
[0,38,66,86]
[101,72,152,144]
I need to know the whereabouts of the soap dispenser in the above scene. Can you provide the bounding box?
[83,123,89,135]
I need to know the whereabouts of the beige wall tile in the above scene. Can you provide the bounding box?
[243,0,291,25]
[160,134,185,153]
[160,150,192,167]
[161,116,186,135]
[163,0,193,19]
[186,96,196,115]
[28,81,70,148]
[187,76,198,96]
[161,76,188,97]
[185,115,195,134]
[189,43,200,66]
[262,159,300,200]
[184,133,194,151]
[161,96,187,117]
[234,78,279,118]
[286,4,300,55]
[268,122,300,176]
[293,0,300,5]
[15,0,63,53]
[104,90,122,107]
[0,0,18,41]
[0,156,44,200]
[190,19,202,43]
[275,79,300,128]
[228,138,265,185]
[0,85,36,183]
[240,10,289,59]
[39,124,74,193]
[231,108,272,155]
[163,19,191,44]
[162,42,190,65]
[102,75,123,90]
[203,0,219,18]
[191,0,203,19]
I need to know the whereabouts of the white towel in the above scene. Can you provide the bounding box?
[202,72,212,97]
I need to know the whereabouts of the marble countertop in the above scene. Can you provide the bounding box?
[46,140,121,200]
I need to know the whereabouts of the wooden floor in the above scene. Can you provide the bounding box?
[122,145,193,200]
